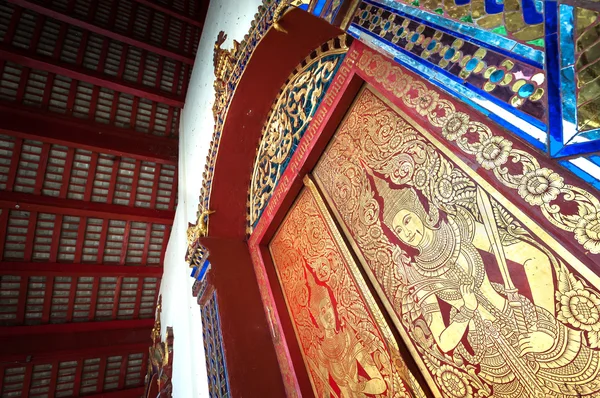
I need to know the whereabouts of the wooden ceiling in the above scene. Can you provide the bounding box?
[0,0,207,395]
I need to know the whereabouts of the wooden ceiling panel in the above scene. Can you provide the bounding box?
[0,347,147,396]
[0,133,177,211]
[0,0,206,393]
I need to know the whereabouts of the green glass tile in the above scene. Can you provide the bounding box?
[460,14,474,23]
[491,25,508,36]
[527,38,545,47]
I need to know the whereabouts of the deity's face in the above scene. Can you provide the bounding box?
[392,209,424,247]
[317,297,336,331]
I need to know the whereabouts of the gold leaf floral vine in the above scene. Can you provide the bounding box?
[356,50,600,255]
[246,35,350,235]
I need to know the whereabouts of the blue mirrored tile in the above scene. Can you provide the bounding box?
[511,43,545,65]
[394,55,435,81]
[559,159,600,191]
[545,0,558,35]
[369,0,543,67]
[464,82,547,131]
[560,66,578,144]
[313,0,327,16]
[571,128,600,144]
[484,0,504,15]
[522,0,544,24]
[555,140,600,157]
[431,73,491,115]
[545,30,564,156]
[590,155,600,165]
[559,4,575,68]
[391,47,434,76]
[489,113,548,151]
[348,24,362,39]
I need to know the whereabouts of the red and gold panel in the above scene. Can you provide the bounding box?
[269,183,425,398]
[313,85,600,397]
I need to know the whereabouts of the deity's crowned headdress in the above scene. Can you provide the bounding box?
[307,268,332,311]
[370,172,426,228]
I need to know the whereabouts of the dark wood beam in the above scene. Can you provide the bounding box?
[0,106,178,164]
[6,0,195,64]
[0,262,163,276]
[0,46,185,107]
[87,386,146,397]
[131,0,203,27]
[0,191,175,224]
[0,319,155,338]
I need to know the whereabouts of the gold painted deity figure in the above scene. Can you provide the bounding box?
[373,173,600,397]
[306,270,388,397]
[269,186,419,398]
[312,76,600,398]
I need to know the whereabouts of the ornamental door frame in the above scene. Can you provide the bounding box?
[247,41,429,397]
[248,39,600,397]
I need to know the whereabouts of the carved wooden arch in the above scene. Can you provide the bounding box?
[205,7,345,239]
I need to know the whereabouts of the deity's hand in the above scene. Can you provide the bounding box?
[518,328,554,356]
[460,282,478,311]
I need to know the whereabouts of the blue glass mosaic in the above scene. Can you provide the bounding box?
[350,0,600,160]
[547,3,600,157]
[201,291,231,398]
[561,155,600,191]
[351,1,548,149]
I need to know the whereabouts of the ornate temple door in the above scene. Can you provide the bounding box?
[269,179,427,397]
[268,82,600,397]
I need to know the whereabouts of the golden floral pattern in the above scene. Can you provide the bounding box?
[517,168,564,206]
[355,49,600,255]
[247,37,348,233]
[475,136,512,170]
[559,289,600,332]
[575,212,600,253]
[435,365,472,398]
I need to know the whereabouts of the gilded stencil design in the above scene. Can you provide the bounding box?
[269,186,425,398]
[248,38,348,231]
[356,50,600,256]
[314,88,600,397]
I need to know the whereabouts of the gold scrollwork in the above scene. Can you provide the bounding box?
[246,36,350,233]
[269,184,425,397]
[356,49,600,256]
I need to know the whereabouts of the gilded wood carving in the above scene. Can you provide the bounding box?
[353,50,600,257]
[313,87,600,397]
[145,296,174,398]
[269,184,426,397]
[247,36,349,233]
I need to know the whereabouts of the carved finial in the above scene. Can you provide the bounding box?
[273,1,290,33]
[151,295,163,343]
[185,209,215,267]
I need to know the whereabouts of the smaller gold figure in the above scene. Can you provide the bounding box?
[306,270,388,397]
[151,295,162,344]
[212,31,240,121]
[186,209,215,245]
